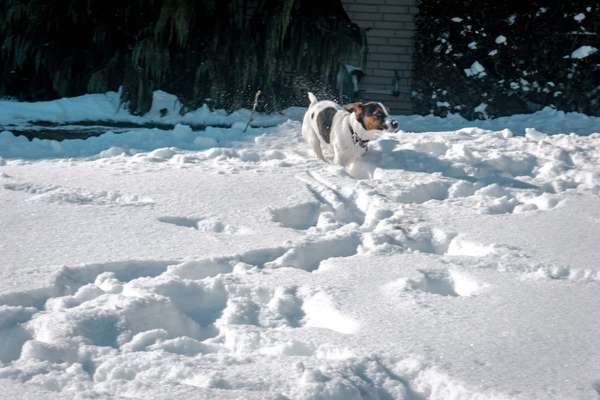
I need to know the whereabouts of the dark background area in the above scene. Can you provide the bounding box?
[0,0,598,118]
[0,0,364,115]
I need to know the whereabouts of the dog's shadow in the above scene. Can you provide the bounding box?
[348,139,539,191]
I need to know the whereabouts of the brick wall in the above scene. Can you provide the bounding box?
[341,0,418,114]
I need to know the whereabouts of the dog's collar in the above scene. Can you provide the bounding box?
[349,124,370,150]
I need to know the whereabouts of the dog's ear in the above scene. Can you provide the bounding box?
[343,102,363,117]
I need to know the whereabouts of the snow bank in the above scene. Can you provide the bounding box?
[0,90,289,127]
[395,107,600,135]
[1,92,599,160]
[0,123,253,159]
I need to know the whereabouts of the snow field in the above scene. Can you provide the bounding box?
[1,94,600,399]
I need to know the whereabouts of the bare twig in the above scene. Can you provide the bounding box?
[243,90,262,133]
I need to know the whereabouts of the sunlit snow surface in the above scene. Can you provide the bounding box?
[1,93,600,399]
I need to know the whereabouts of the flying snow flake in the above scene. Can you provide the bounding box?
[506,15,516,25]
[451,17,463,22]
[495,35,507,45]
[464,61,486,78]
[468,42,478,49]
[488,49,498,56]
[574,13,586,22]
[570,46,598,59]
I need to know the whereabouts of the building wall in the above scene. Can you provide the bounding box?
[341,0,418,114]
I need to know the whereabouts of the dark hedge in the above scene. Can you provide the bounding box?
[0,0,364,115]
[413,1,600,119]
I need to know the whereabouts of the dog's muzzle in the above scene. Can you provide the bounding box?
[385,119,400,133]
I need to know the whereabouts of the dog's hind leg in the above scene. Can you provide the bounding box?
[307,132,326,161]
[312,140,326,162]
[302,119,326,161]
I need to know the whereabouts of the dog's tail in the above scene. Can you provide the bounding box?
[307,92,318,106]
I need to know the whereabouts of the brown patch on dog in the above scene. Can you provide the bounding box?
[343,102,361,113]
[354,103,364,119]
[360,102,387,131]
[361,115,383,130]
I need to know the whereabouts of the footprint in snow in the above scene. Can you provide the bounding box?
[3,180,154,207]
[383,268,486,298]
[157,215,251,234]
[270,201,321,230]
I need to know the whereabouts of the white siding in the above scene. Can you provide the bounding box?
[342,0,418,114]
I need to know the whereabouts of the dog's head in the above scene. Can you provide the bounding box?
[344,102,400,133]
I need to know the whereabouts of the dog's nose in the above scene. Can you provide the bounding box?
[387,119,400,132]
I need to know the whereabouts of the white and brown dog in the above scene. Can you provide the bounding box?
[302,92,399,167]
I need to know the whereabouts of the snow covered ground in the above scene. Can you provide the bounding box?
[1,93,600,399]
